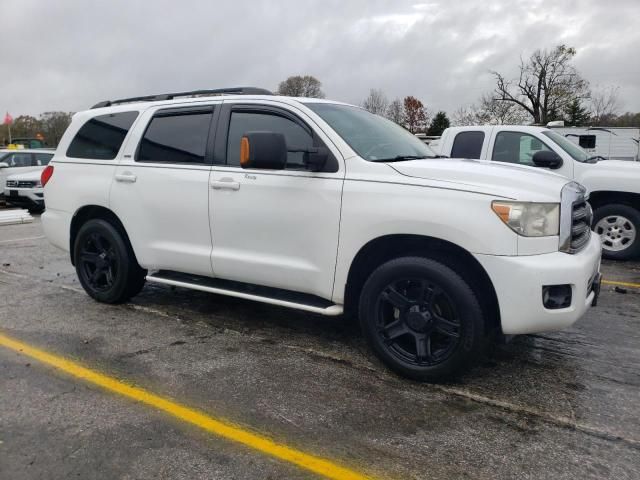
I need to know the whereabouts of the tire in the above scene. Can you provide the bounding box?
[74,219,146,303]
[593,204,640,261]
[359,256,485,381]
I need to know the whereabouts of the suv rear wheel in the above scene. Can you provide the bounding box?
[359,256,485,381]
[74,219,146,303]
[593,204,640,260]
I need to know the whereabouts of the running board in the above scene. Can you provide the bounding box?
[145,270,343,316]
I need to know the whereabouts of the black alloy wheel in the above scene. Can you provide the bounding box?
[74,219,146,303]
[376,278,461,367]
[359,256,485,381]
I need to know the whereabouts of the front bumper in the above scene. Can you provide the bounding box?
[475,234,602,335]
[4,187,44,208]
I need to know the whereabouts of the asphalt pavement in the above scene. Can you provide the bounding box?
[1,216,639,479]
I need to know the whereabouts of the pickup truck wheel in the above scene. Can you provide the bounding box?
[359,256,484,381]
[593,204,640,260]
[74,219,146,303]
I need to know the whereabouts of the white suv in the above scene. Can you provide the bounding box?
[41,87,602,380]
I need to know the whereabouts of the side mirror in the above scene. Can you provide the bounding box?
[532,150,563,169]
[0,162,8,169]
[240,132,287,170]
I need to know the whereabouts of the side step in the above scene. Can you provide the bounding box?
[145,270,343,316]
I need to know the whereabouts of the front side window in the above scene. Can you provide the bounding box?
[67,111,139,160]
[451,131,484,159]
[138,112,212,164]
[304,102,436,161]
[492,131,554,166]
[226,111,313,169]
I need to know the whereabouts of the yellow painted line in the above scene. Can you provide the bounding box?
[602,279,640,289]
[0,332,372,480]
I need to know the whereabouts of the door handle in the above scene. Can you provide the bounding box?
[115,173,137,183]
[210,178,240,191]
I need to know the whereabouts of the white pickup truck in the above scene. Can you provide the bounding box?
[433,126,640,260]
[41,88,601,381]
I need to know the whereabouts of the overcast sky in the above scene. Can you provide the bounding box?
[2,0,639,117]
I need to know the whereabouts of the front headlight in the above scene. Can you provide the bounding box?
[492,201,560,237]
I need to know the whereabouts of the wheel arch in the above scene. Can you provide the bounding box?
[343,234,501,335]
[69,205,136,266]
[588,191,640,211]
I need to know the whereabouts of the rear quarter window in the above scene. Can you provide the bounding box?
[451,131,484,159]
[67,111,139,160]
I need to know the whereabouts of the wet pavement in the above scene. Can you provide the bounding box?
[1,216,639,479]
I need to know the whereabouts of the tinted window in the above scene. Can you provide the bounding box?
[451,131,484,159]
[227,111,313,169]
[4,153,32,167]
[35,153,53,166]
[579,135,596,149]
[138,112,212,164]
[492,131,553,166]
[67,111,138,160]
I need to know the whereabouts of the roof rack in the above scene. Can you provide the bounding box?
[91,87,273,109]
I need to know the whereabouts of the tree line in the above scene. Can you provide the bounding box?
[1,111,73,146]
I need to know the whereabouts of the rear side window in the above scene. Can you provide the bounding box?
[35,153,53,166]
[67,111,138,160]
[137,111,213,164]
[451,131,484,159]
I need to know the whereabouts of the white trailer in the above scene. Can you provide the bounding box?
[549,125,640,162]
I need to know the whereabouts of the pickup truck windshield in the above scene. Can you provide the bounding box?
[542,130,590,162]
[304,103,437,161]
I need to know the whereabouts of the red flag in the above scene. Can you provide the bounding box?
[3,112,12,125]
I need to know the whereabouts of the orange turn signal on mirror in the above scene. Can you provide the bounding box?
[491,202,511,223]
[240,137,250,167]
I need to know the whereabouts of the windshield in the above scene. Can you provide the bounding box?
[542,130,590,162]
[304,103,437,161]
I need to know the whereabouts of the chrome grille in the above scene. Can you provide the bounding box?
[5,180,38,188]
[560,182,592,254]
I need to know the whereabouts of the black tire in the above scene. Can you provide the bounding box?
[74,219,146,303]
[593,204,640,261]
[359,256,484,381]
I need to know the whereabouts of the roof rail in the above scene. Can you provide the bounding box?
[91,87,273,109]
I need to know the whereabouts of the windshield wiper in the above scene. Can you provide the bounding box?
[373,155,431,162]
[586,155,605,163]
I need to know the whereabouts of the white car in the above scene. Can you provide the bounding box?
[0,149,53,193]
[41,87,602,381]
[434,125,640,260]
[4,169,46,212]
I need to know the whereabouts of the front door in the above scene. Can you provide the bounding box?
[208,102,344,299]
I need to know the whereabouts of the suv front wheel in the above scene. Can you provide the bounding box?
[74,219,146,303]
[359,256,485,381]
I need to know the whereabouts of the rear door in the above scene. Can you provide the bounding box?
[208,101,344,299]
[110,103,220,276]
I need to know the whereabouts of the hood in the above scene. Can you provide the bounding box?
[389,158,568,202]
[6,167,44,182]
[589,159,640,174]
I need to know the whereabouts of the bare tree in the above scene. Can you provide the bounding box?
[491,45,589,124]
[386,98,405,125]
[452,95,527,126]
[39,111,73,146]
[277,75,325,98]
[590,85,620,126]
[362,89,389,115]
[479,94,529,124]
